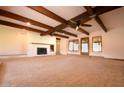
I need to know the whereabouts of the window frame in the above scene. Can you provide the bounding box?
[81,37,89,54]
[92,36,102,52]
[68,39,79,52]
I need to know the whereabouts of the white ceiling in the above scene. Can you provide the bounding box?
[80,19,103,33]
[44,6,86,20]
[0,16,48,31]
[81,7,124,33]
[0,6,86,35]
[0,6,61,27]
[99,7,124,30]
[0,6,124,37]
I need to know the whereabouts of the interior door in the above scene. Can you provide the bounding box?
[56,38,61,55]
[81,37,89,55]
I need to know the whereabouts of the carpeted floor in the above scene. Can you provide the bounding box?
[0,55,124,87]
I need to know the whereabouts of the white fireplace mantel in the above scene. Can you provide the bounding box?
[27,43,56,57]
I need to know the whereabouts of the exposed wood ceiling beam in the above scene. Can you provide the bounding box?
[46,29,77,37]
[0,20,69,39]
[56,30,77,37]
[84,6,93,15]
[0,20,46,34]
[28,6,68,24]
[0,9,77,37]
[93,6,122,15]
[45,24,67,34]
[52,33,69,39]
[46,22,89,35]
[0,9,52,30]
[71,12,90,22]
[28,6,89,35]
[45,6,121,35]
[80,6,122,23]
[41,28,77,37]
[84,6,107,32]
[95,16,107,32]
[46,13,91,35]
[1,6,121,37]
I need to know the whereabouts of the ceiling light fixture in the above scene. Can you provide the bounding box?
[76,26,79,31]
[62,32,65,35]
[76,21,80,31]
[26,22,31,26]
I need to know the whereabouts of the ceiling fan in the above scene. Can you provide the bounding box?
[69,20,92,31]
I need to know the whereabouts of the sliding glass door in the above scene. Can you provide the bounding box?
[81,37,89,54]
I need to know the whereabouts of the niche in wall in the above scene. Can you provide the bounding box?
[50,45,54,52]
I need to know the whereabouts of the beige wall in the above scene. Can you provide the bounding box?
[66,28,124,59]
[89,29,124,59]
[0,25,28,56]
[65,7,124,59]
[0,25,56,56]
[89,7,124,59]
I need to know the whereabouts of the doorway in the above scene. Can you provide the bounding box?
[56,38,61,55]
[81,37,89,55]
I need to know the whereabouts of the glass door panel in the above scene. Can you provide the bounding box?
[81,37,89,54]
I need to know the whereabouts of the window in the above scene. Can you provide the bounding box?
[68,39,79,52]
[92,36,102,52]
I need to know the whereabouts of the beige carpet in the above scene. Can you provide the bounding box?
[0,55,124,87]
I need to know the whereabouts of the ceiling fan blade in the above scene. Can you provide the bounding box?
[80,24,92,27]
[69,20,77,24]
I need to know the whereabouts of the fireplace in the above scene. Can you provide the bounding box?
[37,48,47,55]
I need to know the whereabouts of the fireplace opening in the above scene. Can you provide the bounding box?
[37,48,47,55]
